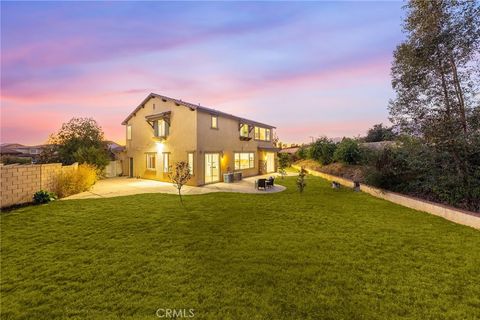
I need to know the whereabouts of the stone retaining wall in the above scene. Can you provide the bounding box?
[0,163,78,208]
[292,165,480,230]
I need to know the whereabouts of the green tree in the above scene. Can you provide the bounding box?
[41,117,110,170]
[365,123,397,142]
[308,137,336,164]
[389,0,480,207]
[333,138,361,165]
[73,146,110,170]
[296,145,309,160]
[296,167,307,193]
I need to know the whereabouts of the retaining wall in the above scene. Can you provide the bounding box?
[0,163,78,208]
[292,165,480,230]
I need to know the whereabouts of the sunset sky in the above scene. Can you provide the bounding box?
[1,1,404,145]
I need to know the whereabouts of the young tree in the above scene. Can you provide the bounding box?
[277,153,290,179]
[296,167,307,193]
[169,161,192,205]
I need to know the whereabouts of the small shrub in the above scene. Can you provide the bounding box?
[1,156,32,165]
[33,190,57,204]
[278,153,291,170]
[333,138,361,165]
[55,164,98,198]
[296,167,307,193]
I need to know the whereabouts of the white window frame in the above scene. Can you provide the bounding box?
[155,119,168,137]
[240,124,249,137]
[127,125,132,140]
[211,115,218,129]
[254,126,271,141]
[163,153,169,173]
[234,152,255,170]
[188,152,194,175]
[146,153,156,170]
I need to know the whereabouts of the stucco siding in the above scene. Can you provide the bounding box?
[125,97,198,185]
[196,111,276,185]
[124,95,277,186]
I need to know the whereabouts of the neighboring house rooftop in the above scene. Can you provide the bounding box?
[0,147,22,155]
[279,146,300,154]
[122,93,276,129]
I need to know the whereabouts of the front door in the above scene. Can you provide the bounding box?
[129,158,134,177]
[205,153,220,184]
[266,152,275,173]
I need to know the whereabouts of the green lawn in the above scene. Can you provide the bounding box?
[1,176,479,320]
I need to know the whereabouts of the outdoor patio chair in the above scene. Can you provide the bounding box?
[266,177,275,188]
[256,179,267,190]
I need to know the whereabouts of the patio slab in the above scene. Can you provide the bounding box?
[64,173,291,200]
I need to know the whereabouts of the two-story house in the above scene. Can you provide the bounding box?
[122,93,278,186]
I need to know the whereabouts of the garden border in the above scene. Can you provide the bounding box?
[292,165,480,230]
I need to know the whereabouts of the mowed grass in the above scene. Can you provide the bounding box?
[1,176,479,320]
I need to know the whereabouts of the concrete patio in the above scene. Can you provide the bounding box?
[64,173,292,200]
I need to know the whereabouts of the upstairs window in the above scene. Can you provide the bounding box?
[154,119,169,137]
[254,127,271,141]
[127,125,132,140]
[211,115,218,129]
[240,124,249,137]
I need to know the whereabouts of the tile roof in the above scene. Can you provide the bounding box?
[122,93,276,128]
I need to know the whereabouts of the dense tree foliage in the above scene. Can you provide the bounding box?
[308,137,337,165]
[40,117,110,170]
[333,138,361,165]
[364,123,397,142]
[387,0,479,210]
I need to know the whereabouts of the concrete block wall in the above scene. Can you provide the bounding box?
[0,163,78,208]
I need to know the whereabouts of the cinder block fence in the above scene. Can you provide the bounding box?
[292,165,480,230]
[0,163,78,208]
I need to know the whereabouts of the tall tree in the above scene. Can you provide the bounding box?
[41,117,110,169]
[365,123,397,142]
[389,0,480,199]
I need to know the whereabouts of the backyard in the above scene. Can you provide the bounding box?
[1,175,479,319]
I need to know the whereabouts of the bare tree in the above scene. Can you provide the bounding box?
[168,161,192,205]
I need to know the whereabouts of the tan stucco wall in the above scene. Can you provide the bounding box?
[124,96,277,186]
[125,97,198,185]
[195,111,276,185]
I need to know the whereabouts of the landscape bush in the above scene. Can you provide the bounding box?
[0,156,32,165]
[55,164,98,198]
[295,146,308,160]
[308,137,336,165]
[33,190,57,204]
[277,153,291,169]
[364,137,480,212]
[333,138,361,165]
